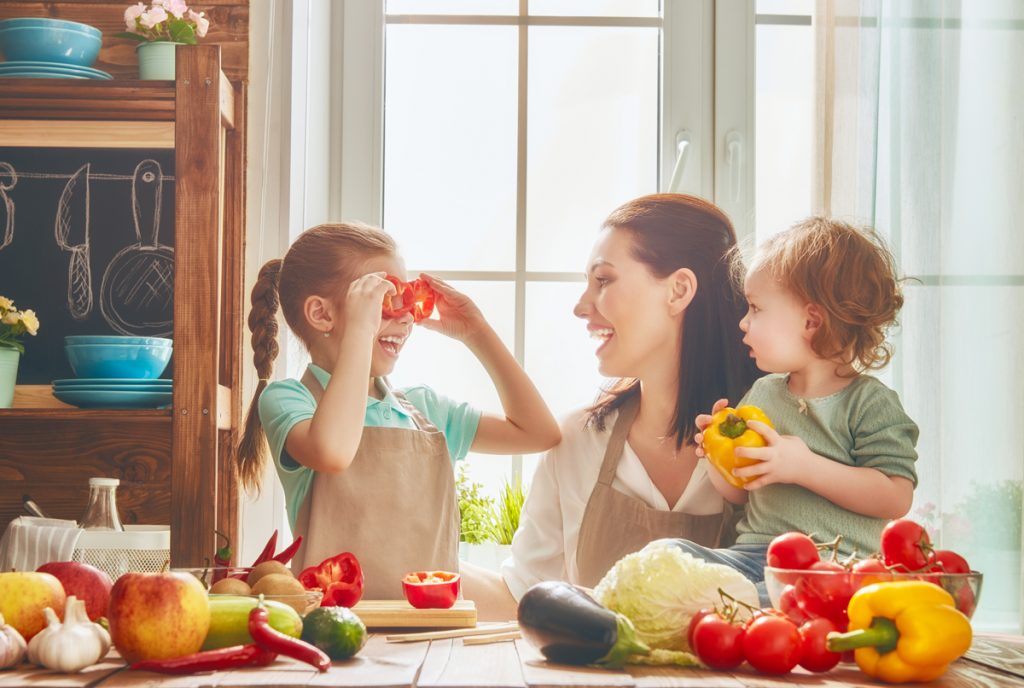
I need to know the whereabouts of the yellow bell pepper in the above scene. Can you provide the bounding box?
[826,581,973,684]
[701,405,773,488]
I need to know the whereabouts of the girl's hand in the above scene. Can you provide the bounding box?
[693,398,730,457]
[344,271,396,337]
[416,274,488,343]
[731,420,814,489]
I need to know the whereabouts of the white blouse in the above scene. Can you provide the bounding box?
[500,408,725,600]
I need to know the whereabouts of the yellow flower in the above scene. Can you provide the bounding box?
[19,310,39,336]
[1,312,17,326]
[0,296,13,311]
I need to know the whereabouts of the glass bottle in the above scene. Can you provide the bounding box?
[80,477,124,531]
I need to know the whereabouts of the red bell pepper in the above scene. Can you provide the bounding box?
[381,275,435,323]
[401,570,460,609]
[299,552,364,608]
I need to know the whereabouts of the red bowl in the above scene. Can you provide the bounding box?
[764,565,983,629]
[401,571,460,609]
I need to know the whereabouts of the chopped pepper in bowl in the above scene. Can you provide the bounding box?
[402,571,460,609]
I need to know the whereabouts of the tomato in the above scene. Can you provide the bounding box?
[767,532,820,572]
[955,581,977,616]
[794,560,852,625]
[742,607,788,630]
[741,615,802,674]
[778,585,811,625]
[686,608,716,650]
[691,613,746,670]
[849,557,893,589]
[797,618,841,673]
[880,518,934,571]
[930,549,971,574]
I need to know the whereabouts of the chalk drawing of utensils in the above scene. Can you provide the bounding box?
[54,163,94,319]
[0,161,16,251]
[100,159,174,337]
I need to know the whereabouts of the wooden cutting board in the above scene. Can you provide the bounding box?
[351,599,477,628]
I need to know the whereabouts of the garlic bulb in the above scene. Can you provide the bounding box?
[0,612,26,668]
[26,596,110,673]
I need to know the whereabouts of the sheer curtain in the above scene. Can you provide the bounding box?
[814,0,1023,632]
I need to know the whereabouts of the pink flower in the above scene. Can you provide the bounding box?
[164,0,189,19]
[124,2,146,30]
[188,9,209,38]
[139,6,168,28]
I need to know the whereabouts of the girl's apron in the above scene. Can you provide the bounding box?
[290,371,459,599]
[575,395,739,587]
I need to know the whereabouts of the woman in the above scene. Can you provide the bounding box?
[464,193,760,619]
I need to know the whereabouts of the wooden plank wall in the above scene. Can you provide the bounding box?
[0,0,249,82]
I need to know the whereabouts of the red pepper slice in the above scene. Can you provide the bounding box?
[130,644,277,674]
[381,276,415,319]
[299,552,364,608]
[249,603,330,672]
[408,278,436,322]
[401,570,460,609]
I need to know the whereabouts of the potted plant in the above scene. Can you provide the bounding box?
[116,1,210,80]
[456,465,527,572]
[0,296,39,408]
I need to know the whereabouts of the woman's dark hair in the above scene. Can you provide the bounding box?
[586,193,760,448]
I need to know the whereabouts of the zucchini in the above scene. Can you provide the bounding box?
[203,595,303,650]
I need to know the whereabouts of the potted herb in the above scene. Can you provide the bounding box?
[116,1,211,80]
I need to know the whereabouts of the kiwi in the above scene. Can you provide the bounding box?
[209,577,252,595]
[252,573,306,597]
[246,560,294,587]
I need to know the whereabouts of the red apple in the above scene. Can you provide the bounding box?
[36,561,113,622]
[0,572,66,639]
[107,571,211,664]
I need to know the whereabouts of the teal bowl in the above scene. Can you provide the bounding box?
[65,343,172,379]
[65,335,172,347]
[0,18,102,67]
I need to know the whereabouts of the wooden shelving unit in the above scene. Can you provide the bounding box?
[0,46,245,566]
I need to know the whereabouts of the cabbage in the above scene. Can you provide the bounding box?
[593,541,759,652]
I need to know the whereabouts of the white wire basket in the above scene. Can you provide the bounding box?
[72,525,170,581]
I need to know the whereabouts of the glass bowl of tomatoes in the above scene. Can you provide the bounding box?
[764,564,983,629]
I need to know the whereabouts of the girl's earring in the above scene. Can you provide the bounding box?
[324,331,331,338]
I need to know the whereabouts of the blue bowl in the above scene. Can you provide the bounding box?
[65,335,172,347]
[0,19,102,67]
[65,343,173,380]
[0,18,101,37]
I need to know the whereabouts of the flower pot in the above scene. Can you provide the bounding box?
[458,541,512,573]
[136,41,182,80]
[0,346,19,408]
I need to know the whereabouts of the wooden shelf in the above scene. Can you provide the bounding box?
[0,407,172,421]
[0,80,176,121]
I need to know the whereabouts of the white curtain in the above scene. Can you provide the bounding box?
[815,0,1024,632]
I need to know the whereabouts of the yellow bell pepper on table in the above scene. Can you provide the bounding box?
[701,405,773,488]
[826,580,973,684]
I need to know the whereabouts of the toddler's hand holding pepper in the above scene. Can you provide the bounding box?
[730,420,814,489]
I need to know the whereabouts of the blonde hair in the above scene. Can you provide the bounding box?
[751,216,904,373]
[237,223,397,493]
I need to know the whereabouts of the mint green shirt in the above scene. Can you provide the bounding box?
[258,364,482,529]
[735,374,919,557]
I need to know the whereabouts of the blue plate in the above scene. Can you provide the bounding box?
[53,384,171,393]
[0,71,92,79]
[53,388,172,409]
[53,378,172,387]
[0,60,111,79]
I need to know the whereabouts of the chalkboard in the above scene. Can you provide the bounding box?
[0,148,175,384]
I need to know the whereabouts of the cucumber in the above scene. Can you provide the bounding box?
[202,595,303,650]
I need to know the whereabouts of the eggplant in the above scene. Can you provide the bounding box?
[517,581,649,667]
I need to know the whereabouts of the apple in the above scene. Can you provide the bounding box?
[107,571,211,664]
[36,561,113,622]
[0,572,66,639]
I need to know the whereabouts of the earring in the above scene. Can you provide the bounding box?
[323,331,331,338]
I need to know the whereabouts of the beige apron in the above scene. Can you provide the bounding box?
[290,370,459,600]
[575,395,739,587]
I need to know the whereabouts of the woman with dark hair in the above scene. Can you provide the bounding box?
[464,193,760,619]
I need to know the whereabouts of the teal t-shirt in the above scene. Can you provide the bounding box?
[735,374,920,557]
[258,364,482,529]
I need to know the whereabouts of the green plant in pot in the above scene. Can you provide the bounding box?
[116,1,211,80]
[456,463,497,545]
[494,474,525,546]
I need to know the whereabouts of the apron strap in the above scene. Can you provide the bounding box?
[299,369,437,433]
[597,393,640,487]
[300,369,323,403]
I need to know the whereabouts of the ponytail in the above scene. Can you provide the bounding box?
[237,259,283,494]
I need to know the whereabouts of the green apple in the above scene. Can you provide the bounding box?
[108,571,210,663]
[0,572,66,639]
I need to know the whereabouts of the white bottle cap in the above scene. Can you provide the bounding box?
[89,477,120,487]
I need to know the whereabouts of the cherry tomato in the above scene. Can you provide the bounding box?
[849,557,893,590]
[686,608,716,650]
[955,582,977,616]
[691,613,746,670]
[741,615,802,674]
[742,607,788,630]
[880,518,934,571]
[794,560,852,625]
[767,532,820,571]
[778,585,811,625]
[797,618,841,673]
[930,549,971,574]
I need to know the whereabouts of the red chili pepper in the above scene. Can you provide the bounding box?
[213,529,232,583]
[298,552,364,608]
[251,529,279,566]
[271,535,303,565]
[131,644,276,674]
[249,603,330,672]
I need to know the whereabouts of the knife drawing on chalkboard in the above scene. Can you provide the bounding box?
[54,163,94,319]
[0,162,15,251]
[99,159,174,337]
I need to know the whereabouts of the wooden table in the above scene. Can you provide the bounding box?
[1,632,1021,687]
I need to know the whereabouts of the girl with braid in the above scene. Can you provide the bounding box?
[238,223,560,599]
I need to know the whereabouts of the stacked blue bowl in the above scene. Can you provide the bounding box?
[0,17,111,80]
[54,336,173,408]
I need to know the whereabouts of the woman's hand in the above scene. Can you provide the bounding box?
[344,271,396,338]
[416,273,488,343]
[693,398,730,457]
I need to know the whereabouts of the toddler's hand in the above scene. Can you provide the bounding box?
[731,420,812,489]
[693,398,730,458]
[415,274,487,343]
[344,272,396,337]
